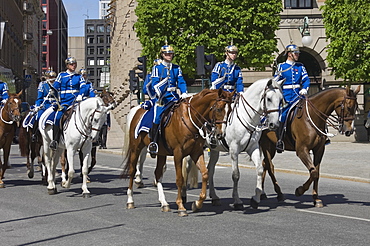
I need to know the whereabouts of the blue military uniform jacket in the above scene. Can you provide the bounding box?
[35,80,57,120]
[274,60,310,104]
[83,81,96,99]
[211,61,244,93]
[54,71,87,107]
[0,81,9,101]
[151,61,187,103]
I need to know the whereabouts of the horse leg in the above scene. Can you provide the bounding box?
[249,146,264,209]
[208,149,221,206]
[60,150,68,184]
[0,158,5,188]
[134,148,146,188]
[312,147,325,207]
[80,146,92,198]
[126,145,144,209]
[172,153,188,217]
[44,148,57,194]
[181,157,189,203]
[88,147,97,175]
[62,149,75,189]
[295,147,317,197]
[154,155,171,212]
[190,153,208,213]
[230,148,243,210]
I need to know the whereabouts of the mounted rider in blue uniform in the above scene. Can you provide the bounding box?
[147,43,189,158]
[49,56,87,150]
[211,45,244,93]
[79,68,96,99]
[140,58,161,110]
[274,44,310,153]
[31,68,57,142]
[0,79,9,106]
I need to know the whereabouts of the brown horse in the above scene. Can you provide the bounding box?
[260,85,360,207]
[0,92,23,188]
[122,88,234,216]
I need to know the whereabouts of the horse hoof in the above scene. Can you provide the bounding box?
[47,188,57,195]
[250,198,259,209]
[178,210,188,217]
[161,205,171,212]
[82,193,91,198]
[260,193,268,200]
[314,200,324,208]
[295,186,304,197]
[192,201,201,212]
[277,193,285,202]
[135,181,145,188]
[126,202,135,209]
[233,203,244,210]
[27,170,34,179]
[212,199,221,206]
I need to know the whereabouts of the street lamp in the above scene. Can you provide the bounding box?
[298,16,313,47]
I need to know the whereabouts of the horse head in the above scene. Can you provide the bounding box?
[336,85,360,136]
[2,91,22,125]
[209,88,234,140]
[263,78,284,130]
[100,90,116,109]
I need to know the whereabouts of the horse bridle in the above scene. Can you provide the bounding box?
[305,93,357,134]
[74,103,103,139]
[234,85,280,131]
[182,95,232,139]
[0,98,20,125]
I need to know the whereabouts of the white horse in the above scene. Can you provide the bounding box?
[39,97,111,197]
[206,78,283,209]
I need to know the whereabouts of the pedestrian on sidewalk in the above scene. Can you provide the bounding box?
[99,111,110,149]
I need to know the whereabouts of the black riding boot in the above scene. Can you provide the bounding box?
[50,124,60,150]
[31,122,39,142]
[148,123,159,158]
[276,123,285,153]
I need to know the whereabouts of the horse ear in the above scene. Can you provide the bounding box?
[267,79,272,87]
[17,90,23,97]
[218,88,223,97]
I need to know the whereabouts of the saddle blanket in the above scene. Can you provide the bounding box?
[39,107,56,129]
[134,107,154,139]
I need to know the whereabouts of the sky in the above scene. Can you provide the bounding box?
[62,0,99,36]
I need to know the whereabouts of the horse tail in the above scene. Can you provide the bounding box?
[182,156,199,189]
[18,126,29,157]
[122,105,140,156]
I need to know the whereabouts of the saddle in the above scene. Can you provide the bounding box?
[281,99,304,144]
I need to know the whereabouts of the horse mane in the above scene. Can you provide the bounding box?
[309,87,345,100]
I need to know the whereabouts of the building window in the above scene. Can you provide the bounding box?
[97,46,105,55]
[106,47,111,55]
[87,68,94,76]
[42,0,46,3]
[87,46,95,55]
[97,58,105,66]
[87,25,95,33]
[87,36,94,44]
[97,36,105,43]
[42,45,47,52]
[97,25,105,33]
[106,36,111,43]
[88,58,95,66]
[106,25,111,33]
[285,0,312,8]
[42,37,47,45]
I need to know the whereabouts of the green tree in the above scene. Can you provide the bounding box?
[321,1,370,83]
[135,0,282,76]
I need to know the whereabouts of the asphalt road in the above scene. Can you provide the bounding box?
[1,145,369,246]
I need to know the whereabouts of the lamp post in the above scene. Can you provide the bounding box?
[298,16,313,47]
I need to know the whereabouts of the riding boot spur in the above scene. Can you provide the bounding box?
[148,123,159,158]
[275,123,285,153]
[50,124,60,150]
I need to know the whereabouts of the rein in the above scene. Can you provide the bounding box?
[0,99,20,125]
[73,102,102,139]
[304,93,357,136]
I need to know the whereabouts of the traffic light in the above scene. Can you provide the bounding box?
[129,70,138,92]
[137,56,147,80]
[196,46,205,76]
[204,54,216,72]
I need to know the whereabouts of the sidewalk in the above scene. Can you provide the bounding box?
[98,116,370,183]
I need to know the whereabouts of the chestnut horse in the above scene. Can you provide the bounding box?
[122,88,234,216]
[260,85,360,207]
[0,92,23,188]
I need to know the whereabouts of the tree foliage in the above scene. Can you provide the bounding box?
[321,0,370,82]
[134,0,282,76]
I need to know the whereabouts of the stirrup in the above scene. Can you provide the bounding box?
[148,142,158,158]
[276,140,284,153]
[31,134,37,143]
[50,140,58,150]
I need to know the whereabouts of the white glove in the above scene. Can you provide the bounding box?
[180,93,189,99]
[1,99,6,104]
[299,89,308,95]
[76,95,83,102]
